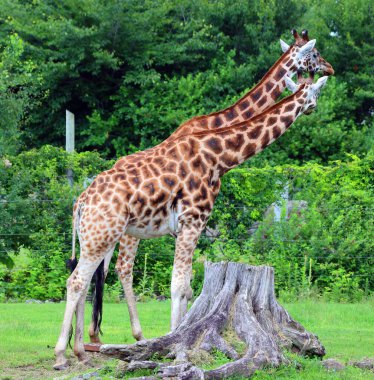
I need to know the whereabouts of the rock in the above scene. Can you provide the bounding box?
[128,361,159,371]
[156,295,166,302]
[45,299,57,303]
[25,299,43,304]
[349,357,374,371]
[322,359,345,371]
[71,371,100,380]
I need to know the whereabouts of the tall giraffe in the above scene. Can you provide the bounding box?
[54,75,329,369]
[87,29,334,344]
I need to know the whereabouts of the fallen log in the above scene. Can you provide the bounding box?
[101,262,325,379]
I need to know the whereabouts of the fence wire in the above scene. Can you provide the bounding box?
[1,196,372,283]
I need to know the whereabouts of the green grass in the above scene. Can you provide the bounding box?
[0,301,170,367]
[284,301,374,361]
[0,300,373,379]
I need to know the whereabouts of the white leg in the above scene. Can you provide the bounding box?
[54,258,102,369]
[74,286,90,363]
[116,235,144,340]
[54,198,129,369]
[171,226,200,331]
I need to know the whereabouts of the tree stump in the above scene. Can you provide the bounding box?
[101,262,325,379]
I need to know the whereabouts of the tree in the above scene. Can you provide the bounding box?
[0,34,39,156]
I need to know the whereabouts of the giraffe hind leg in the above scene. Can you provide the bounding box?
[74,285,90,364]
[54,256,106,369]
[54,208,129,369]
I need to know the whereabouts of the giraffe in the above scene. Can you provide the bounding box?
[87,29,334,344]
[54,75,329,369]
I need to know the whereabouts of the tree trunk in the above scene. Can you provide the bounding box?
[101,262,325,379]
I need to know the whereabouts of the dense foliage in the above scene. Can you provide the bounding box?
[0,0,372,161]
[0,1,372,302]
[0,147,372,301]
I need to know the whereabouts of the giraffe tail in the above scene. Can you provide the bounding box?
[91,259,105,336]
[66,201,80,348]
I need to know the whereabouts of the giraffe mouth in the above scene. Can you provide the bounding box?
[323,66,335,76]
[304,106,315,115]
[297,71,314,84]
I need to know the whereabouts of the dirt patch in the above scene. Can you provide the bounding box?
[0,353,115,380]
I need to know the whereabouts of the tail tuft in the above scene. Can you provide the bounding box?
[92,260,105,336]
[66,258,78,273]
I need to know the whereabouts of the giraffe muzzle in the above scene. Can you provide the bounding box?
[322,61,335,76]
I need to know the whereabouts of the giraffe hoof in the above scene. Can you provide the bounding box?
[53,360,69,370]
[134,333,145,341]
[89,336,103,344]
[78,357,93,367]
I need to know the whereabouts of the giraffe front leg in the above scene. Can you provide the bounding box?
[115,235,144,341]
[171,225,201,331]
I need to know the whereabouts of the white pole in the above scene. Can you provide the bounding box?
[66,110,75,153]
[66,110,75,188]
[274,183,289,222]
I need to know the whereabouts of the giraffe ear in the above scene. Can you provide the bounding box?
[285,76,299,93]
[280,39,290,53]
[298,39,316,56]
[313,76,328,92]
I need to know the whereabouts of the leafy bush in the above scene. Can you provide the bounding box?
[203,154,373,301]
[0,147,372,302]
[0,146,112,298]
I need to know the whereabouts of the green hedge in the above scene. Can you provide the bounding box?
[0,146,372,302]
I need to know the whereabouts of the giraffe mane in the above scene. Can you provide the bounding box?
[168,83,306,143]
[177,48,293,129]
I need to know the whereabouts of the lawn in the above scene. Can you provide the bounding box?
[0,300,373,379]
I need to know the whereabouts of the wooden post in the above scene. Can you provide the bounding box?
[66,110,75,188]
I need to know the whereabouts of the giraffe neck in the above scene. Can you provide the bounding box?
[167,49,296,142]
[227,49,296,120]
[188,87,304,177]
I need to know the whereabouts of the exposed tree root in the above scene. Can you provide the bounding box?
[101,262,325,379]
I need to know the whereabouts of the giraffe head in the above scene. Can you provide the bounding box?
[285,75,329,115]
[280,29,334,82]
